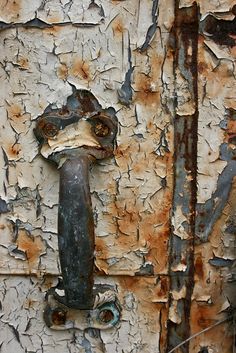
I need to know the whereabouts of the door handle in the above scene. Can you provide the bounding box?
[34,89,120,328]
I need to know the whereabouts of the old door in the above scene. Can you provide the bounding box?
[0,1,235,352]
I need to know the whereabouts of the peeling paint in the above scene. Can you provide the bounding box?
[0,0,235,352]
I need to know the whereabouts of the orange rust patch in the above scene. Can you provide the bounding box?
[70,58,90,80]
[190,303,231,352]
[0,0,21,20]
[194,254,204,279]
[134,73,160,107]
[57,64,68,80]
[7,104,22,120]
[95,236,108,258]
[16,230,45,268]
[198,61,208,74]
[42,277,55,290]
[17,57,29,70]
[119,276,169,307]
[0,224,6,229]
[191,303,218,331]
[7,143,21,159]
[224,119,236,144]
[112,17,124,37]
[159,304,168,352]
[133,52,163,108]
[156,277,169,297]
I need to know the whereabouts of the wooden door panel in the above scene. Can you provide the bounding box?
[0,0,174,277]
[0,1,235,352]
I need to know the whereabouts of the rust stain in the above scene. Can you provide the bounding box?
[7,104,22,120]
[42,277,55,290]
[156,277,169,297]
[16,229,45,268]
[46,16,61,24]
[191,302,220,332]
[134,73,160,107]
[43,25,62,35]
[95,236,108,259]
[225,116,236,145]
[159,304,169,352]
[57,64,68,80]
[7,143,21,159]
[0,0,21,20]
[112,17,124,37]
[194,254,204,279]
[70,58,90,80]
[17,57,29,70]
[190,301,231,352]
[0,224,6,229]
[133,51,163,108]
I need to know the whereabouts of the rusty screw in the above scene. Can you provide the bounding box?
[98,308,114,323]
[51,307,67,325]
[94,121,110,137]
[42,122,59,138]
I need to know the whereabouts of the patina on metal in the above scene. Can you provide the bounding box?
[34,89,118,310]
[167,3,199,353]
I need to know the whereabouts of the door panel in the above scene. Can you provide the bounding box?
[0,1,235,353]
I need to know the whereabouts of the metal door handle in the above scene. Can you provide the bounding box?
[34,90,120,327]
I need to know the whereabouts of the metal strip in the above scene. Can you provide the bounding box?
[167,3,199,352]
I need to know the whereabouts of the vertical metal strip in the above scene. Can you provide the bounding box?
[167,3,199,352]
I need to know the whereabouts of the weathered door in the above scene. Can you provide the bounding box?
[0,1,235,352]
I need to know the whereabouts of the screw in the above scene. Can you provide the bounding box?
[98,308,114,323]
[51,308,67,325]
[94,121,109,137]
[43,122,58,138]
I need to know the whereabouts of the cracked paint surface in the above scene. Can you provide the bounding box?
[0,0,235,352]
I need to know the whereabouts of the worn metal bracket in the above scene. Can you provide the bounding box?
[34,89,120,328]
[44,282,121,330]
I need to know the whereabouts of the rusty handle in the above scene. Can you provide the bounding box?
[58,156,94,309]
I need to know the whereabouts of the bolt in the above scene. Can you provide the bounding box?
[51,308,67,325]
[43,122,58,138]
[94,121,109,137]
[98,308,114,323]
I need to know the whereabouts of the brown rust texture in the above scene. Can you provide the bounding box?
[167,3,199,352]
[70,58,91,80]
[16,229,45,269]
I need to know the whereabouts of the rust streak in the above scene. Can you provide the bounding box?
[70,58,90,80]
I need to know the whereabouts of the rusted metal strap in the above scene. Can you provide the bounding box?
[167,3,199,352]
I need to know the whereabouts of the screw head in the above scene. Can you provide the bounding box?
[42,122,58,138]
[98,308,115,323]
[51,308,67,325]
[94,121,110,137]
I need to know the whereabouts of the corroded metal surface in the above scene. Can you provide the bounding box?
[167,3,199,352]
